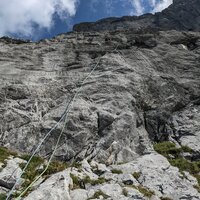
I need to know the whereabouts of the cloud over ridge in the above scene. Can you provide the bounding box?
[131,0,173,15]
[0,0,173,38]
[0,0,78,37]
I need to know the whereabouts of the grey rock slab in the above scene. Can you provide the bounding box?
[24,170,72,200]
[99,183,123,198]
[0,157,26,189]
[123,187,146,200]
[134,154,200,200]
[70,189,88,200]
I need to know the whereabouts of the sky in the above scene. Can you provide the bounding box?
[0,0,173,41]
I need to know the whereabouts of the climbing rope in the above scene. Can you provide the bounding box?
[6,98,71,200]
[15,55,103,200]
[7,43,118,200]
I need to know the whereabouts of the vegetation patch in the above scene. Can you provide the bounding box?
[0,147,17,164]
[132,172,141,180]
[0,148,69,197]
[0,193,7,200]
[70,174,109,190]
[19,155,45,189]
[154,142,200,189]
[70,173,80,189]
[111,169,123,174]
[83,176,107,186]
[88,190,110,199]
[19,154,69,196]
[44,161,68,175]
[136,185,155,198]
[160,197,173,200]
[122,188,128,197]
[130,185,154,198]
[193,184,200,193]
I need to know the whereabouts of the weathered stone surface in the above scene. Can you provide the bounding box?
[98,183,122,198]
[0,0,200,199]
[123,187,146,200]
[24,170,72,200]
[114,154,200,200]
[0,157,26,189]
[70,189,88,200]
[1,28,200,163]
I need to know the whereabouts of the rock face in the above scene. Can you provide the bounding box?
[0,157,25,189]
[13,155,200,200]
[24,170,72,200]
[0,0,200,199]
[1,29,200,164]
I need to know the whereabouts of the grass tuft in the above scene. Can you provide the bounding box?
[0,147,17,164]
[193,184,200,193]
[111,169,123,174]
[88,190,110,199]
[0,193,7,200]
[136,185,155,198]
[83,176,107,186]
[44,161,68,175]
[70,174,108,190]
[70,173,80,189]
[122,188,128,197]
[132,172,141,180]
[160,197,173,200]
[154,142,200,190]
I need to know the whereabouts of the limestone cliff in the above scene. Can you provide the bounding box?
[0,0,200,199]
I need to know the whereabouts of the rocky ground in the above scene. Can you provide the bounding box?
[0,151,199,200]
[0,0,200,199]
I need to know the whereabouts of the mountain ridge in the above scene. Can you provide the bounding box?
[73,0,200,32]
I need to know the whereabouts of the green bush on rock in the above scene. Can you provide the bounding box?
[154,142,200,188]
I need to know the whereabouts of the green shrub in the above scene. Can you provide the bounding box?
[70,174,108,189]
[88,190,110,199]
[122,188,128,197]
[131,185,155,198]
[154,142,200,190]
[44,161,68,175]
[83,176,107,185]
[132,172,141,180]
[19,155,44,193]
[0,193,7,200]
[181,146,193,153]
[0,147,17,163]
[70,174,80,189]
[193,185,200,193]
[111,169,123,174]
[153,142,180,158]
[137,185,155,198]
[160,197,173,200]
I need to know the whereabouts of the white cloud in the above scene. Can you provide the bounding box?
[149,0,156,7]
[152,0,173,13]
[0,0,79,37]
[130,0,144,16]
[130,0,173,16]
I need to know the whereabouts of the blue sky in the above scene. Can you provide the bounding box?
[0,0,172,41]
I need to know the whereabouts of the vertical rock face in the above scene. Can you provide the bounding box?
[0,29,200,164]
[0,0,200,199]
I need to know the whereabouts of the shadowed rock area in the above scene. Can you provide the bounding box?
[0,0,200,199]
